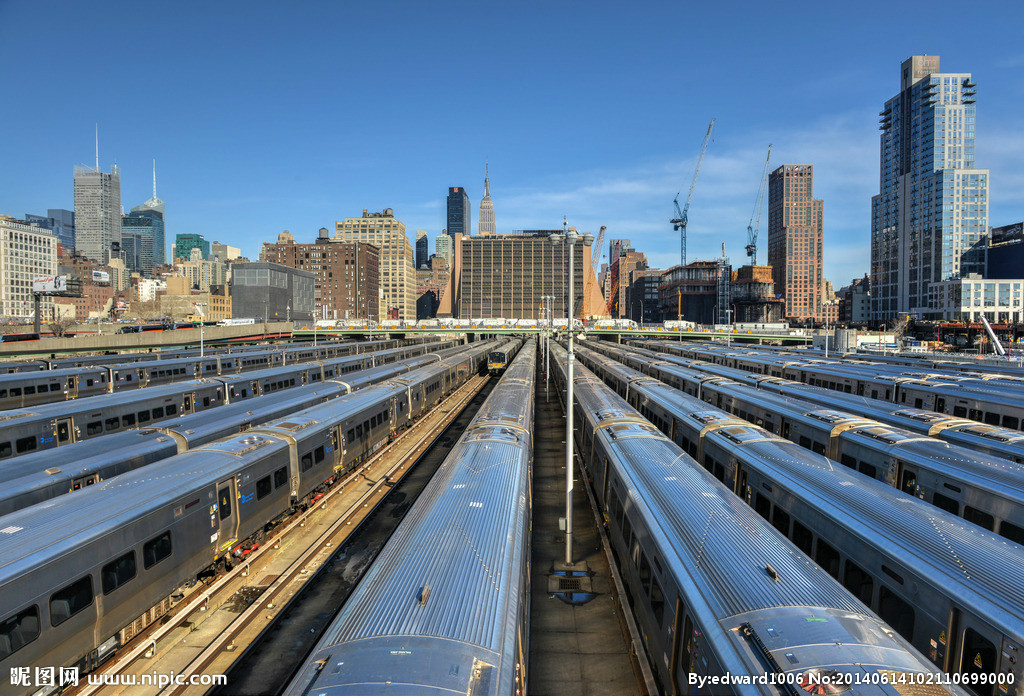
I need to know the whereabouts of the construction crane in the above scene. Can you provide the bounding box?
[670,118,715,268]
[745,144,772,265]
[592,226,607,278]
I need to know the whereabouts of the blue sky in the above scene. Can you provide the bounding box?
[3,0,1024,287]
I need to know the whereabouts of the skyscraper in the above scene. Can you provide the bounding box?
[478,164,495,236]
[871,55,988,321]
[446,187,470,239]
[415,230,429,269]
[74,162,121,263]
[435,232,452,266]
[334,208,416,321]
[767,164,824,322]
[125,161,166,274]
[25,209,75,252]
[174,233,209,261]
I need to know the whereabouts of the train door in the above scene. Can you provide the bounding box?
[66,377,78,398]
[896,461,918,496]
[137,367,147,387]
[669,598,684,695]
[216,478,240,555]
[947,609,1001,696]
[55,418,74,444]
[183,392,195,414]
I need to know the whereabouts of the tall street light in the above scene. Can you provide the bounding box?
[193,302,208,357]
[549,221,593,566]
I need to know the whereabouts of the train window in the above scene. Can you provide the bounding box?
[87,421,102,436]
[24,385,35,395]
[815,539,840,578]
[771,506,790,536]
[713,462,725,482]
[274,467,288,489]
[843,560,873,605]
[984,412,1001,426]
[953,406,968,417]
[105,417,120,431]
[144,531,173,569]
[878,585,915,642]
[811,441,826,455]
[840,454,856,468]
[961,628,997,696]
[219,488,232,520]
[754,493,771,520]
[347,428,355,443]
[121,413,135,427]
[85,380,93,388]
[899,467,916,494]
[256,476,272,500]
[138,411,150,424]
[15,437,36,454]
[638,551,652,595]
[203,397,210,408]
[881,565,904,585]
[963,506,994,531]
[1002,416,1020,430]
[678,615,694,676]
[49,575,93,626]
[101,552,137,595]
[871,390,878,399]
[300,453,313,472]
[650,577,665,628]
[858,462,877,478]
[936,398,946,412]
[314,445,325,463]
[0,605,39,659]
[152,407,165,418]
[969,409,982,421]
[166,404,177,416]
[844,385,851,393]
[792,520,813,555]
[0,442,10,459]
[48,384,59,392]
[932,492,960,516]
[356,424,363,438]
[621,513,633,551]
[799,436,812,449]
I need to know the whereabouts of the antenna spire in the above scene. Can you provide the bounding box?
[95,124,99,172]
[153,159,157,198]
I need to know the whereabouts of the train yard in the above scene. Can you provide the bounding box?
[0,334,1022,695]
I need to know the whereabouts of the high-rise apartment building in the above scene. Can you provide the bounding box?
[435,233,452,266]
[0,216,57,319]
[74,164,121,263]
[174,233,209,262]
[334,209,416,321]
[261,231,380,321]
[176,247,228,292]
[767,164,824,321]
[446,187,471,239]
[415,230,429,269]
[478,165,495,236]
[211,241,242,263]
[872,55,988,321]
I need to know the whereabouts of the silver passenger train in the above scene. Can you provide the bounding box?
[637,341,1024,432]
[0,341,456,461]
[549,344,966,695]
[571,344,1024,693]
[0,344,483,516]
[0,344,498,690]
[284,340,535,696]
[585,340,1024,543]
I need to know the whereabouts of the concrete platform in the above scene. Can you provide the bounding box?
[529,367,642,696]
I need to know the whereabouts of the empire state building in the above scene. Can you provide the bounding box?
[478,164,495,236]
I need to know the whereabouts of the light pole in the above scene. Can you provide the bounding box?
[823,301,835,358]
[193,302,208,357]
[725,308,733,347]
[549,221,594,566]
[542,295,553,399]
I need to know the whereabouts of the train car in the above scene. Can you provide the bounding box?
[549,344,966,695]
[283,342,536,696]
[0,344,490,516]
[0,346,491,690]
[486,338,522,374]
[579,342,1024,544]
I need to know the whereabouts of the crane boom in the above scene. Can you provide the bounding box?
[670,118,715,267]
[745,144,772,265]
[592,226,607,277]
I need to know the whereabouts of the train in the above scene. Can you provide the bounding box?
[547,343,966,694]
[634,340,1024,432]
[0,341,457,461]
[567,342,1024,688]
[581,340,1024,543]
[0,342,504,690]
[284,340,535,696]
[487,341,520,374]
[0,343,485,516]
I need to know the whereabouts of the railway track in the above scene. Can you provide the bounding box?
[72,374,490,696]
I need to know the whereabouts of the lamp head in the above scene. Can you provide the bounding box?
[582,233,594,246]
[549,234,564,247]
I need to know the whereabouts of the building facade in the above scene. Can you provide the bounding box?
[478,166,495,236]
[122,210,164,276]
[658,260,732,326]
[437,231,604,320]
[25,209,75,252]
[211,241,242,263]
[871,55,988,321]
[261,231,380,322]
[176,248,229,292]
[0,216,57,319]
[415,230,429,269]
[446,187,471,239]
[334,209,415,321]
[929,276,1023,323]
[768,164,823,322]
[625,268,662,323]
[435,233,452,265]
[174,233,209,262]
[838,274,871,325]
[73,164,121,263]
[230,262,314,323]
[731,264,785,324]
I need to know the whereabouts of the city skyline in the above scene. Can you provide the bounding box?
[3,2,1024,289]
